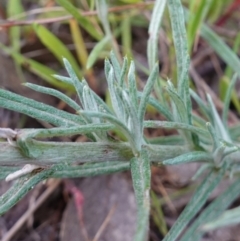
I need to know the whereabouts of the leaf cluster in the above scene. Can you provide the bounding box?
[0,0,240,240]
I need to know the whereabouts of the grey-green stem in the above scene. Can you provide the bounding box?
[0,141,190,166]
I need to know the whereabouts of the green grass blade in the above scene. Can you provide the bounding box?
[222,74,239,129]
[121,16,132,58]
[224,33,240,78]
[33,24,80,77]
[87,36,111,69]
[7,0,25,82]
[151,190,168,236]
[187,0,211,52]
[56,0,102,40]
[200,23,240,79]
[96,0,111,36]
[0,43,73,90]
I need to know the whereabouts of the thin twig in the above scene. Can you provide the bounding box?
[0,2,154,28]
[1,179,61,241]
[92,205,116,241]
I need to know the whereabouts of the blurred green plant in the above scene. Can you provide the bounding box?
[1,0,240,240]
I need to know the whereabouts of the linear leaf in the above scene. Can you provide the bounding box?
[166,83,188,123]
[110,51,121,83]
[187,0,211,52]
[0,169,53,215]
[0,43,72,90]
[96,0,111,36]
[200,24,240,79]
[180,178,240,241]
[87,36,111,69]
[122,91,141,151]
[33,24,80,77]
[128,61,138,111]
[222,74,239,128]
[138,63,159,131]
[162,162,228,241]
[106,67,125,121]
[147,96,173,121]
[147,0,167,70]
[56,0,102,40]
[144,120,209,136]
[131,149,151,241]
[168,0,189,100]
[207,94,231,142]
[201,206,240,231]
[52,161,129,178]
[120,56,128,87]
[162,151,212,165]
[24,83,81,111]
[0,89,84,127]
[79,111,137,152]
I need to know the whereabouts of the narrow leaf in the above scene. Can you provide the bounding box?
[144,120,209,136]
[187,0,211,52]
[147,0,167,70]
[180,178,240,241]
[138,63,159,130]
[131,149,151,241]
[56,0,102,40]
[0,89,84,127]
[222,74,239,128]
[128,61,138,111]
[162,151,212,165]
[87,36,111,69]
[163,162,228,241]
[0,43,72,90]
[0,169,53,215]
[33,24,80,77]
[52,161,129,178]
[24,83,81,111]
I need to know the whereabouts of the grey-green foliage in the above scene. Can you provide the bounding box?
[0,1,240,241]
